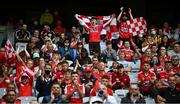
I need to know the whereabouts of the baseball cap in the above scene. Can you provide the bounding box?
[33,52,40,59]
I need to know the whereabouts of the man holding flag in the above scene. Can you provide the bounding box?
[75,14,114,55]
[117,7,147,50]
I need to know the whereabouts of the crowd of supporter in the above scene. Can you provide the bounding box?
[0,7,180,104]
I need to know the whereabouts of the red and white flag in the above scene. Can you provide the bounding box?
[126,17,147,36]
[4,40,16,67]
[76,14,117,40]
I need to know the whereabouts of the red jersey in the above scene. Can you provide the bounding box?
[120,49,134,61]
[111,72,130,90]
[16,73,33,96]
[149,65,164,74]
[53,68,64,81]
[157,71,171,81]
[172,65,180,73]
[158,55,170,66]
[85,25,103,42]
[49,61,58,70]
[0,78,7,88]
[137,70,156,92]
[65,83,85,104]
[119,21,131,39]
[17,82,33,96]
[93,71,110,81]
[16,63,23,77]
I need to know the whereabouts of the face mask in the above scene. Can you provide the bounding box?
[152,59,159,65]
[45,70,51,75]
[98,90,104,97]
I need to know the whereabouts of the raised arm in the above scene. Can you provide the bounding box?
[128,8,133,19]
[117,7,124,22]
[75,14,89,29]
[24,48,30,58]
[130,37,142,58]
[73,59,81,72]
[103,14,114,28]
[15,47,24,64]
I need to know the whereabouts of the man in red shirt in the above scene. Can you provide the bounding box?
[64,71,85,104]
[75,14,113,55]
[171,55,180,73]
[93,61,110,81]
[111,64,130,91]
[118,41,134,61]
[137,62,156,97]
[117,7,134,51]
[117,7,133,40]
[90,75,113,97]
[157,61,174,88]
